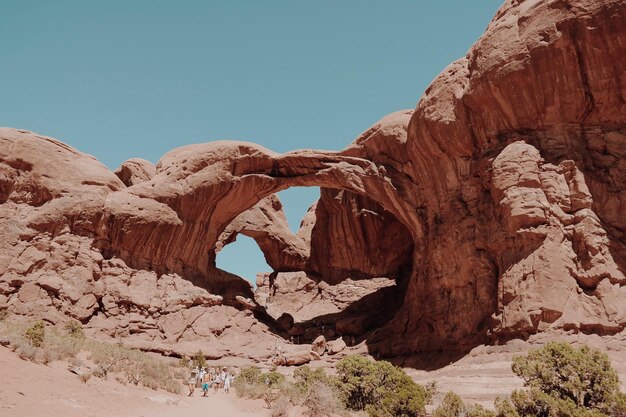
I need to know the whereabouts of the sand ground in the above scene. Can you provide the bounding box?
[0,347,269,417]
[2,339,625,416]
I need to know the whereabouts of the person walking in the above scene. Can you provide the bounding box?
[201,371,211,397]
[224,371,232,393]
[213,372,221,393]
[187,370,197,396]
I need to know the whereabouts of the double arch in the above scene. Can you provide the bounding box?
[105,142,424,292]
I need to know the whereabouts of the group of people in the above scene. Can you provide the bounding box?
[187,366,235,397]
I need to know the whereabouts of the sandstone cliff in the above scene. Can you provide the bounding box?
[0,0,625,361]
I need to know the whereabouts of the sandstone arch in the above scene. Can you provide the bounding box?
[103,141,424,292]
[0,0,625,361]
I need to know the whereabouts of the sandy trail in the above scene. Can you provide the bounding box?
[0,347,269,417]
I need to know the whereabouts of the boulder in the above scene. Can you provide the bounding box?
[311,335,327,356]
[327,338,347,355]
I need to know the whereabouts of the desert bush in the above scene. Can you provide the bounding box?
[91,366,106,379]
[270,396,291,417]
[88,341,132,379]
[39,347,53,365]
[17,341,37,361]
[495,342,625,417]
[1,318,179,393]
[64,321,84,339]
[129,356,179,393]
[293,366,332,393]
[265,370,286,387]
[234,366,276,398]
[44,329,83,361]
[433,392,465,417]
[466,404,497,417]
[24,321,45,347]
[238,365,263,384]
[84,340,179,393]
[432,391,495,417]
[177,356,191,368]
[161,378,182,395]
[173,368,187,380]
[0,308,8,321]
[303,380,346,417]
[192,350,207,369]
[234,366,271,399]
[335,355,430,417]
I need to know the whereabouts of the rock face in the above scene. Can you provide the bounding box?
[255,271,398,342]
[114,158,156,187]
[309,189,414,284]
[0,0,625,361]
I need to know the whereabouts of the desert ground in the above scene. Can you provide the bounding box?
[2,333,625,417]
[0,346,267,417]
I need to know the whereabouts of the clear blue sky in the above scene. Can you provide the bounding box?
[0,0,502,285]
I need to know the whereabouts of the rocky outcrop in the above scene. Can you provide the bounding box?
[114,158,156,187]
[374,0,626,355]
[0,0,625,361]
[255,271,397,341]
[488,141,625,336]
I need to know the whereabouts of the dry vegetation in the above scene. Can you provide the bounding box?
[2,311,625,417]
[234,357,435,417]
[0,315,182,394]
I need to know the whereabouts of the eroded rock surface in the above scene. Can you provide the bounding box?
[0,0,625,361]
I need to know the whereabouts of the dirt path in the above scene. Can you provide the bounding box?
[0,347,268,417]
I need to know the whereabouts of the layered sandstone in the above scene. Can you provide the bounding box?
[0,0,625,361]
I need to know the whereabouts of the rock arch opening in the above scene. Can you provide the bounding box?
[215,234,271,286]
[214,183,415,347]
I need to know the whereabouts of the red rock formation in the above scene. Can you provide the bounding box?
[216,194,309,272]
[114,158,156,187]
[309,189,413,284]
[0,0,625,361]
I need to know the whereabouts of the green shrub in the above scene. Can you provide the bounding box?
[610,392,626,417]
[432,391,495,417]
[335,355,429,417]
[496,342,625,416]
[238,365,263,384]
[192,350,207,369]
[24,321,45,347]
[234,366,268,399]
[494,396,519,417]
[265,370,286,387]
[466,404,496,417]
[512,342,619,411]
[64,321,84,339]
[433,392,466,417]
